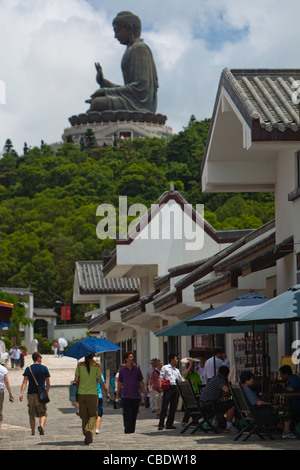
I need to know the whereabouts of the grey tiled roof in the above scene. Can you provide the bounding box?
[222,68,300,132]
[75,261,140,294]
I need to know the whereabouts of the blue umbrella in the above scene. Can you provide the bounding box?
[64,337,121,360]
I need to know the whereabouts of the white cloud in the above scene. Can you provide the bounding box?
[1,0,300,154]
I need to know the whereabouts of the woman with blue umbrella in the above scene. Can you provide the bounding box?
[73,354,102,445]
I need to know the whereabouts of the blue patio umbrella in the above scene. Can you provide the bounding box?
[185,292,269,327]
[184,292,270,377]
[64,337,121,360]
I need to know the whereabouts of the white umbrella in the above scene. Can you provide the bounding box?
[180,357,201,363]
[58,337,68,347]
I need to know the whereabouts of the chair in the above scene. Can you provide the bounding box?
[177,380,217,434]
[229,382,275,441]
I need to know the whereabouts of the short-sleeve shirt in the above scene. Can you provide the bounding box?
[199,375,226,404]
[118,365,143,399]
[204,356,230,379]
[75,361,101,395]
[186,370,202,395]
[23,364,50,394]
[243,386,259,406]
[96,374,105,399]
[159,364,184,385]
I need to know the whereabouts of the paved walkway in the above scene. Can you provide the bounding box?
[1,355,299,452]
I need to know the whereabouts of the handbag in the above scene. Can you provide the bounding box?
[161,379,170,391]
[29,366,50,403]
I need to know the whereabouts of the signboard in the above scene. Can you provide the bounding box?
[61,306,71,321]
[280,355,297,374]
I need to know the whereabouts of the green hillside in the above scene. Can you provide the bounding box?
[0,117,274,322]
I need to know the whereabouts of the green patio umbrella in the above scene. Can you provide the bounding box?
[155,312,268,336]
[237,285,300,324]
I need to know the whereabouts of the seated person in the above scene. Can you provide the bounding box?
[199,366,237,433]
[279,365,300,425]
[240,371,296,439]
[86,11,158,115]
[181,359,202,427]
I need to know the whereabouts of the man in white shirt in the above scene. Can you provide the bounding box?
[158,354,184,430]
[204,349,230,381]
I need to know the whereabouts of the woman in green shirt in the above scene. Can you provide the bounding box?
[74,354,101,445]
[181,359,202,427]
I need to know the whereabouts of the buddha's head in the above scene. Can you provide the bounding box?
[112,11,141,45]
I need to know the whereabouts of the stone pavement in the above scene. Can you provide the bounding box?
[1,355,299,453]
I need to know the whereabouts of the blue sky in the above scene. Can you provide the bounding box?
[1,0,300,154]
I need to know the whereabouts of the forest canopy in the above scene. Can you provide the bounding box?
[0,118,274,322]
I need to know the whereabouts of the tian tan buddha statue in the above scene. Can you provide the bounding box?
[86,11,158,115]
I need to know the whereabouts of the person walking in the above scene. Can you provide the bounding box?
[158,354,184,430]
[19,352,50,436]
[0,362,14,440]
[52,341,58,357]
[73,354,101,445]
[13,346,21,369]
[115,351,146,434]
[95,371,110,435]
[149,359,163,418]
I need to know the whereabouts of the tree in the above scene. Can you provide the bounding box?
[3,139,18,157]
[0,118,275,324]
[0,289,33,345]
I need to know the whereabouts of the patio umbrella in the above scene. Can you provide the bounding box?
[237,285,300,324]
[185,292,269,327]
[64,337,121,360]
[155,311,269,336]
[184,292,270,378]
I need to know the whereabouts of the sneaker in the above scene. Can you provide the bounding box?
[282,431,297,439]
[95,429,100,435]
[225,425,239,434]
[38,426,44,435]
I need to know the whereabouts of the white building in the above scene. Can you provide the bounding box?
[73,186,256,374]
[201,68,300,367]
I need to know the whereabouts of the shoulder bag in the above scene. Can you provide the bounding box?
[29,365,50,403]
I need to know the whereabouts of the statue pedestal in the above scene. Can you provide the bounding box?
[62,111,173,146]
